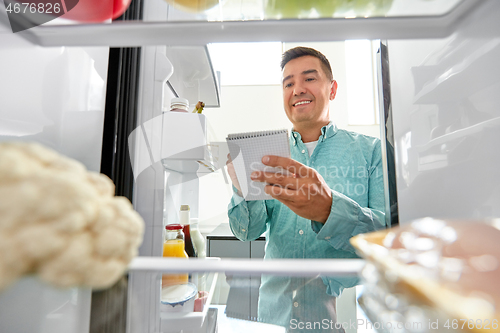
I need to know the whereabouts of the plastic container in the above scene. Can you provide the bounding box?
[160,283,197,313]
[0,277,91,333]
[162,224,189,287]
[180,205,197,257]
[170,97,189,112]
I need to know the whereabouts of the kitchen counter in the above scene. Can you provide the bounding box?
[206,223,265,241]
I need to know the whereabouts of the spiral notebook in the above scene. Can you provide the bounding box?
[226,129,290,201]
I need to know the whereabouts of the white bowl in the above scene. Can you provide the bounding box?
[160,283,197,313]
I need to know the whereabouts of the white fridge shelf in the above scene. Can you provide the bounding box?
[128,256,365,277]
[0,0,485,47]
[128,256,365,331]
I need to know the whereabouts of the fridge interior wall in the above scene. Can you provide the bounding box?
[0,32,109,172]
[388,1,500,224]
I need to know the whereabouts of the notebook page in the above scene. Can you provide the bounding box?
[227,129,290,201]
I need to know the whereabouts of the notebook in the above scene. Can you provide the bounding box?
[226,129,290,201]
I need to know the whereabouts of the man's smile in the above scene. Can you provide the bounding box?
[293,100,312,107]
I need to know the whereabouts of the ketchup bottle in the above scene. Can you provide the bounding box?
[179,205,197,257]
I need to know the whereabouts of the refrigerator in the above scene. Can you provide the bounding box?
[1,0,499,332]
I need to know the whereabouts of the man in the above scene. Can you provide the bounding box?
[227,46,386,331]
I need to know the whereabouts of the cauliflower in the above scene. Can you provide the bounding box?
[0,141,145,291]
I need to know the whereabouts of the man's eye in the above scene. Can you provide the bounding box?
[285,83,293,88]
[306,78,315,82]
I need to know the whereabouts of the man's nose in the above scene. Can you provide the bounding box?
[293,82,306,95]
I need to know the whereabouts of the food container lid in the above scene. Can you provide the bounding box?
[165,224,183,230]
[170,97,189,107]
[161,283,197,305]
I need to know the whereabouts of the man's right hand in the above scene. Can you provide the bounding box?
[226,153,243,196]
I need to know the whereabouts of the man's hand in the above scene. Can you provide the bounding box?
[250,155,332,223]
[226,153,242,196]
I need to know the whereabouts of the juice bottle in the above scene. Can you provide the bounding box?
[162,224,189,287]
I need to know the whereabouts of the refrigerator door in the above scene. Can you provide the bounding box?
[1,0,500,332]
[388,0,500,223]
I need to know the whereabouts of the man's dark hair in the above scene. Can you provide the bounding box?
[281,47,334,81]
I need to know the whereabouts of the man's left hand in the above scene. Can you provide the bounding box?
[250,155,332,223]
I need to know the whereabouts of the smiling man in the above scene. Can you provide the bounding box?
[227,46,386,332]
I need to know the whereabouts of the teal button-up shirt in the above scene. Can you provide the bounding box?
[228,122,386,329]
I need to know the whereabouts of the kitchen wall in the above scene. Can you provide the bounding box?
[199,41,382,234]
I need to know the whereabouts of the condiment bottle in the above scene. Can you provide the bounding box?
[180,205,197,258]
[170,97,189,112]
[162,224,189,287]
[190,218,207,295]
[190,218,206,258]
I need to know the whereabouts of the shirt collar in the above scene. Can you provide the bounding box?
[321,121,338,140]
[290,121,337,144]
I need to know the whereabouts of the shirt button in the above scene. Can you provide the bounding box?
[294,302,299,307]
[325,236,331,240]
[294,133,297,137]
[301,149,305,154]
[299,230,304,235]
[242,229,246,232]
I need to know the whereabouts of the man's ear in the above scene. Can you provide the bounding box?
[330,80,338,100]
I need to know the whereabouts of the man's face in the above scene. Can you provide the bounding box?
[282,55,337,128]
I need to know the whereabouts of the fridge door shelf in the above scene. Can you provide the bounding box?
[160,271,219,332]
[160,112,217,174]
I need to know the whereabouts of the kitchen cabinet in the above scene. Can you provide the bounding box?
[207,223,265,259]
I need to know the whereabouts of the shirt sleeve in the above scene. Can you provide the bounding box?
[227,186,269,241]
[311,140,386,253]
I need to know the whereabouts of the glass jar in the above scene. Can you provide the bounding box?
[170,97,189,112]
[162,224,189,287]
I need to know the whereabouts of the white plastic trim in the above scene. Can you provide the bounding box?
[128,257,365,276]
